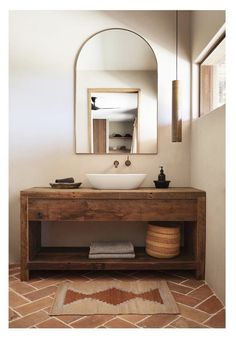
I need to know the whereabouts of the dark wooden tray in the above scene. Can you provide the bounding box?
[49,182,82,189]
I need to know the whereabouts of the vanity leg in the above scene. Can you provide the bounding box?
[21,267,29,282]
[20,194,29,281]
[196,196,206,280]
[195,269,204,280]
[29,221,41,260]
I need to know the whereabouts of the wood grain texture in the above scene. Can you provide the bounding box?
[93,119,107,154]
[172,80,182,142]
[20,194,29,281]
[28,247,198,271]
[28,198,197,222]
[20,187,206,280]
[29,221,41,261]
[21,187,206,200]
[196,197,206,279]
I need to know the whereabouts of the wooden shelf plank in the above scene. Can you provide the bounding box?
[28,247,199,271]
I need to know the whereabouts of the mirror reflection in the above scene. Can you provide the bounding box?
[90,89,139,154]
[75,29,158,154]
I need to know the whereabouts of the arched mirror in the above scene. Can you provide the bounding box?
[75,28,158,154]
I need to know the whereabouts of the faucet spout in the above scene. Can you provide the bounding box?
[125,156,131,167]
[113,160,119,168]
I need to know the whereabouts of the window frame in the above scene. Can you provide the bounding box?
[198,32,226,117]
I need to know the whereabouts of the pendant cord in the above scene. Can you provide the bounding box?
[176,10,178,80]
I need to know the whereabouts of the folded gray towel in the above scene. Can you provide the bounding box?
[89,253,135,259]
[89,241,134,255]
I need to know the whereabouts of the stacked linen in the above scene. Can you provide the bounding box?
[89,241,135,259]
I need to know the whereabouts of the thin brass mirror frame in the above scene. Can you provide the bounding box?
[74,28,158,154]
[88,88,140,154]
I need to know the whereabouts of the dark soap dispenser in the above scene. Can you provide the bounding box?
[158,166,166,182]
[154,166,171,188]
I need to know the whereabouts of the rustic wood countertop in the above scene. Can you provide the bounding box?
[21,187,206,200]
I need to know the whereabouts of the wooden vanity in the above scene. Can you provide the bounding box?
[20,187,206,281]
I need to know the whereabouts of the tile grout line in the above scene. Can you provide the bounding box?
[169,315,206,328]
[193,293,215,309]
[53,317,75,328]
[201,307,225,325]
[9,288,32,303]
[162,271,187,280]
[8,278,42,294]
[162,315,181,328]
[9,272,21,276]
[201,281,225,308]
[37,316,72,328]
[181,278,205,285]
[9,306,24,319]
[18,275,68,291]
[97,316,124,328]
[133,318,155,328]
[20,278,44,286]
[182,283,207,294]
[167,280,199,292]
[175,301,213,317]
[114,315,146,328]
[10,283,44,293]
[26,281,62,290]
[9,277,20,283]
[21,285,58,299]
[186,285,211,296]
[53,316,73,328]
[8,308,49,325]
[133,315,152,325]
[12,295,54,314]
[67,315,89,327]
[171,288,215,309]
[10,284,56,296]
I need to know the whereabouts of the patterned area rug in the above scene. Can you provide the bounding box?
[50,279,179,315]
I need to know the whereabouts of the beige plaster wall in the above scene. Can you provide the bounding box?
[190,11,225,302]
[9,11,191,262]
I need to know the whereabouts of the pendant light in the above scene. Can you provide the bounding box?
[172,10,182,142]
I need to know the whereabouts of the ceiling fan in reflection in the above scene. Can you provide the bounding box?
[91,97,120,110]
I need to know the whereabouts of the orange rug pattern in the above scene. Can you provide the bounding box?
[50,279,179,315]
[64,287,164,305]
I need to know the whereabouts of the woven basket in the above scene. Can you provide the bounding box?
[145,223,180,258]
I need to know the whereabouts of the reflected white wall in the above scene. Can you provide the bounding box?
[76,70,157,153]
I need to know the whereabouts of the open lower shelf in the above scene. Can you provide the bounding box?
[28,247,199,271]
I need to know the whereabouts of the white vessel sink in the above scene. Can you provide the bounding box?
[86,173,147,190]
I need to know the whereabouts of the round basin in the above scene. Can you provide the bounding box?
[86,173,147,190]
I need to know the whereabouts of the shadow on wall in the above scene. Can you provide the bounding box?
[42,221,147,247]
[9,194,21,265]
[101,10,190,61]
[102,11,176,53]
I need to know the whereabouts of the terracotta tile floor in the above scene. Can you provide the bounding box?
[9,265,225,328]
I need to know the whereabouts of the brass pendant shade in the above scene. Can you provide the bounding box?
[172,11,182,142]
[172,80,182,141]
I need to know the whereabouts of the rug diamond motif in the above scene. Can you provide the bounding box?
[64,287,164,306]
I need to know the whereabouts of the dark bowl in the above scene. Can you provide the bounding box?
[153,180,171,189]
[50,182,82,189]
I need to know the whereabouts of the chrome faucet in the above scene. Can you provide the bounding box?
[125,156,131,167]
[113,160,119,168]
